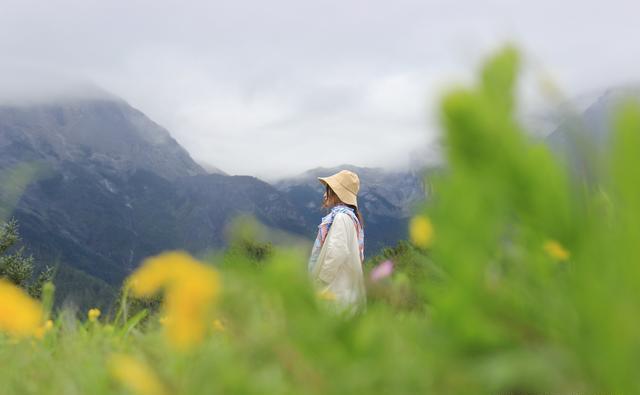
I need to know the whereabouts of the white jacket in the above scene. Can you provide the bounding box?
[310,212,366,314]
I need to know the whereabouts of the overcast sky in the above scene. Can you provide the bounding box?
[1,0,639,179]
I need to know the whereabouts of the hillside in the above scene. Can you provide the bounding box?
[0,96,427,307]
[0,97,312,305]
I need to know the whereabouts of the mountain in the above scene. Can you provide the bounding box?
[546,87,640,179]
[0,95,428,308]
[14,165,308,283]
[275,164,426,255]
[0,97,310,303]
[0,98,205,179]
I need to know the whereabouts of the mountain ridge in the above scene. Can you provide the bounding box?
[0,95,424,307]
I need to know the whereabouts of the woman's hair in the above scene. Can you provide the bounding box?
[322,185,364,228]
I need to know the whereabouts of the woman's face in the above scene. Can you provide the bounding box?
[322,188,340,208]
[322,189,333,208]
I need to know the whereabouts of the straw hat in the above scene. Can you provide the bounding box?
[318,170,360,207]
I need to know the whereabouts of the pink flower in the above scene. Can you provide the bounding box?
[370,260,394,282]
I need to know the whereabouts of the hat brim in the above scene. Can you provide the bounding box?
[318,176,358,207]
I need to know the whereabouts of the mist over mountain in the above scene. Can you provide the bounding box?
[198,161,228,175]
[546,87,640,178]
[0,72,114,106]
[0,98,205,179]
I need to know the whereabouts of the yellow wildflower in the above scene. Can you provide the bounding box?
[33,319,54,340]
[159,316,169,326]
[543,240,570,262]
[88,308,101,322]
[212,319,225,332]
[0,280,43,338]
[109,354,167,395]
[410,215,434,248]
[127,251,221,351]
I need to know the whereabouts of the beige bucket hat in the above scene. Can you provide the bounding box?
[318,170,360,207]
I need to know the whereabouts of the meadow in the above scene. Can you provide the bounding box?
[1,47,640,394]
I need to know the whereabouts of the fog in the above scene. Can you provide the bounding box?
[1,0,639,178]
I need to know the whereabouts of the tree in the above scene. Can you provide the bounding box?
[0,218,53,298]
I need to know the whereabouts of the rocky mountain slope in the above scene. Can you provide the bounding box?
[0,98,309,288]
[0,95,428,307]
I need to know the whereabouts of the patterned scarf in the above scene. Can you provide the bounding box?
[308,204,365,273]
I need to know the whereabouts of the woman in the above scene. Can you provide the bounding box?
[308,170,366,314]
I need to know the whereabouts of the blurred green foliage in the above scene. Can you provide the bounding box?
[1,46,640,394]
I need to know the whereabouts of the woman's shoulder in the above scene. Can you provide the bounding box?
[331,212,357,232]
[332,211,352,221]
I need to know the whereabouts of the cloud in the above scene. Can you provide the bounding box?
[0,66,112,105]
[0,0,639,178]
